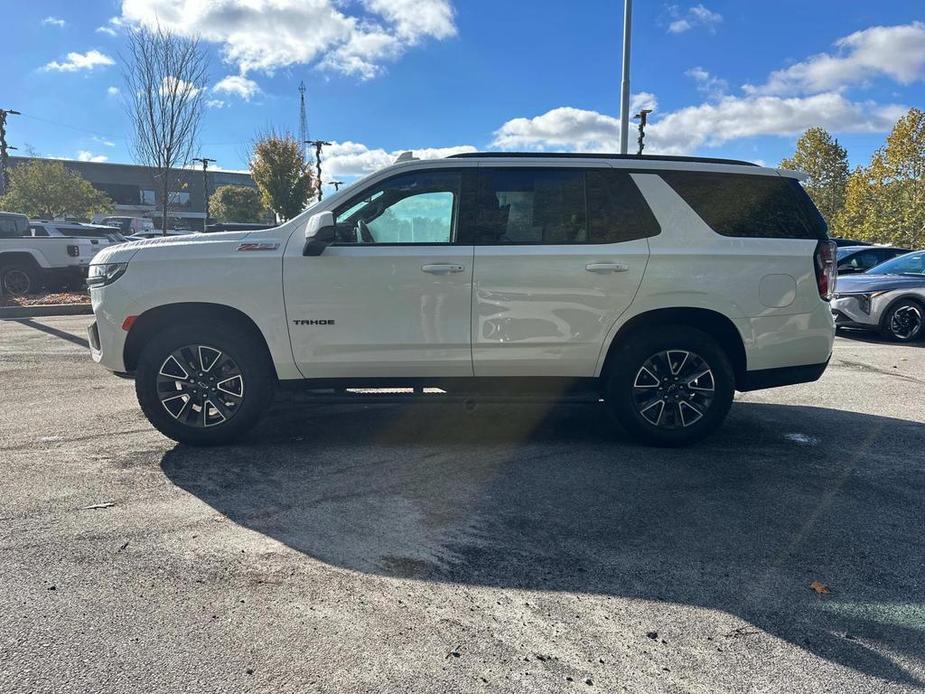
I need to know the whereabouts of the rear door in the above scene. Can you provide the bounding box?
[465,166,656,377]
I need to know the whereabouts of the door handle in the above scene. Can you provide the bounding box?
[586,263,629,273]
[422,264,465,274]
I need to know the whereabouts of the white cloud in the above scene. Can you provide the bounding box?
[667,4,722,34]
[43,50,115,72]
[686,66,728,100]
[77,151,109,163]
[119,0,457,78]
[106,86,120,96]
[491,93,906,156]
[159,75,202,98]
[206,99,227,109]
[746,22,925,95]
[323,142,476,180]
[492,94,656,152]
[41,16,66,28]
[213,75,261,101]
[92,136,115,147]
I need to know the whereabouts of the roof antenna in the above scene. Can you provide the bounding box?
[394,151,417,163]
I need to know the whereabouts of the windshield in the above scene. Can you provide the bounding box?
[866,252,925,276]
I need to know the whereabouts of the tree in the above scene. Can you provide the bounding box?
[209,185,268,223]
[0,159,112,220]
[124,24,207,235]
[780,127,849,224]
[249,132,314,222]
[836,108,925,247]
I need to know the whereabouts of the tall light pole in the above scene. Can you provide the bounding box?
[618,0,633,155]
[192,157,216,232]
[305,140,331,201]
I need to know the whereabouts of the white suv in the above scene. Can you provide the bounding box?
[87,154,836,446]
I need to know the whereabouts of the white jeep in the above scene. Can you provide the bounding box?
[87,154,836,446]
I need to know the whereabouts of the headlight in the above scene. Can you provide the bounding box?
[87,262,128,287]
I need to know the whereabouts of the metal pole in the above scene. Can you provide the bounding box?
[192,157,216,232]
[0,108,21,196]
[619,0,633,155]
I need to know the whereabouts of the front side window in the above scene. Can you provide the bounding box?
[469,169,587,244]
[333,171,459,245]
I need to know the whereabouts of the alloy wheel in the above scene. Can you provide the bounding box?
[156,344,245,428]
[890,305,922,341]
[632,350,716,429]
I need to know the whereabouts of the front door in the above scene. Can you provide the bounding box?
[465,166,656,377]
[283,169,474,379]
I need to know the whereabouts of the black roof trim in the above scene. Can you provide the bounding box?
[447,152,759,167]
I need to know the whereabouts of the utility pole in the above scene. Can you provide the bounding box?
[298,81,309,161]
[0,108,22,196]
[633,109,653,155]
[192,157,216,232]
[329,180,344,192]
[619,0,633,154]
[305,140,331,201]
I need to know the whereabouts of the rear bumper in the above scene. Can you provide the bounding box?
[739,359,830,392]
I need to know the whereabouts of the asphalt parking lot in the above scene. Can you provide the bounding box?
[1,316,923,693]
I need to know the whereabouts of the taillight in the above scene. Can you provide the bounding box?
[67,244,80,257]
[814,240,837,301]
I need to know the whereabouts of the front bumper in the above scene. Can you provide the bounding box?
[88,285,136,373]
[831,295,879,330]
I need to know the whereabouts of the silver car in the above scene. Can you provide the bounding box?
[832,251,925,341]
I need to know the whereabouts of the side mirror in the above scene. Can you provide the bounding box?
[303,211,336,257]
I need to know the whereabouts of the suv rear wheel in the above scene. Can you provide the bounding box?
[604,326,735,446]
[135,322,275,445]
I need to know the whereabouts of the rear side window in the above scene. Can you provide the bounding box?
[661,171,828,239]
[467,168,659,245]
[587,170,660,243]
[471,169,587,244]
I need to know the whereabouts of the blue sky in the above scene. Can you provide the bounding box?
[2,1,923,180]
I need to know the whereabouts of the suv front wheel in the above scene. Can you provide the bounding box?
[135,322,275,445]
[604,326,735,447]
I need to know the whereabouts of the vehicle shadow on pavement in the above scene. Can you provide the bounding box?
[161,400,925,686]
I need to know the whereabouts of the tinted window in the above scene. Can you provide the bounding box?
[661,172,828,239]
[334,171,459,245]
[587,170,660,243]
[470,169,587,244]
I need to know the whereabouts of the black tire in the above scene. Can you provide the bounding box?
[604,326,735,447]
[135,321,276,445]
[880,299,924,342]
[0,263,40,296]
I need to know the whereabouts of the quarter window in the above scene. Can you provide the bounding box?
[661,171,828,239]
[333,172,459,245]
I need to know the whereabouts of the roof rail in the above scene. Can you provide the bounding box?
[447,152,759,167]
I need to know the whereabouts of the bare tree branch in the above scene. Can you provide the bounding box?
[123,23,207,234]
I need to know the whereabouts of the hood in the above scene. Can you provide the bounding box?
[89,230,256,265]
[835,273,925,295]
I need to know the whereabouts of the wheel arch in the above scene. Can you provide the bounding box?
[123,302,278,379]
[601,307,748,389]
[0,251,42,270]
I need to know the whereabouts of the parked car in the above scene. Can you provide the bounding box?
[831,237,872,247]
[836,245,909,274]
[86,153,836,447]
[96,216,155,235]
[832,251,925,341]
[1,212,100,294]
[125,230,200,241]
[29,221,127,247]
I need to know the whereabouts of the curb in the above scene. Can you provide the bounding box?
[0,303,93,320]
